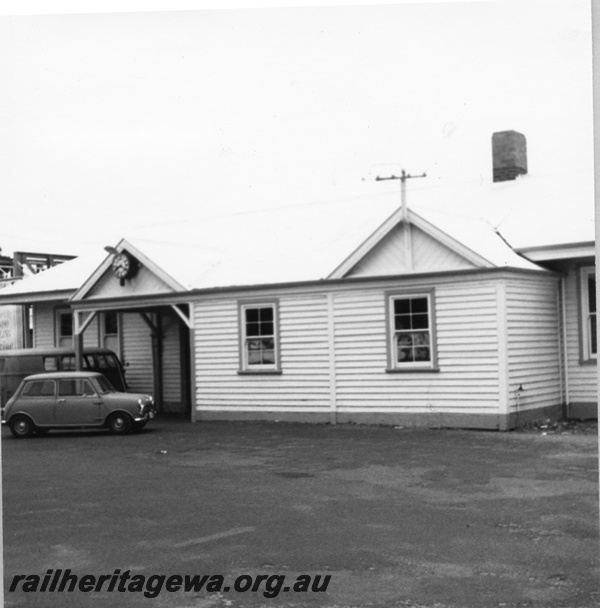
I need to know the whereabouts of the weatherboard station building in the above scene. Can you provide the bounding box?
[0,132,595,429]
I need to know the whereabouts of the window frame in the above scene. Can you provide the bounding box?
[55,309,73,348]
[100,310,121,356]
[386,288,439,372]
[579,266,597,363]
[58,378,97,398]
[22,379,56,398]
[238,300,281,374]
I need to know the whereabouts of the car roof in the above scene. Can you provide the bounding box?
[22,371,104,381]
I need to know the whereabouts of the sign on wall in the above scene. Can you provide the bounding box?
[0,306,24,350]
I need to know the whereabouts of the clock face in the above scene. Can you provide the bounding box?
[112,253,132,279]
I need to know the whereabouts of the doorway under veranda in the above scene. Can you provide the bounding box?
[71,303,193,419]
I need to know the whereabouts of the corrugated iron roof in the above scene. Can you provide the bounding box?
[0,174,591,299]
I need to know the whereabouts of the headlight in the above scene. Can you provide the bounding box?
[137,396,153,414]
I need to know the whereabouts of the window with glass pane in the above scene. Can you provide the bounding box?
[23,380,55,397]
[242,305,277,369]
[61,356,76,371]
[57,311,73,347]
[102,311,120,354]
[586,272,597,357]
[105,311,118,335]
[391,295,432,366]
[58,379,95,397]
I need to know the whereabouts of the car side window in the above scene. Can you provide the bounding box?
[58,379,96,397]
[22,380,55,397]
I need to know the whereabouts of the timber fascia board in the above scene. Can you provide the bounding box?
[516,241,595,261]
[0,289,75,305]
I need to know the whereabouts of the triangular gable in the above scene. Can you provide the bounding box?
[345,222,477,277]
[71,239,185,301]
[328,208,494,279]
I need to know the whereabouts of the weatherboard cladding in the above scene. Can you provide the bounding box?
[33,302,99,350]
[193,275,510,420]
[160,311,183,408]
[334,282,500,414]
[195,296,331,413]
[505,275,562,413]
[32,303,55,349]
[121,312,154,396]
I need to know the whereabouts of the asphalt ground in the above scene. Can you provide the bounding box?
[2,417,599,608]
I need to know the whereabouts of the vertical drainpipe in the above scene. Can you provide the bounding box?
[560,276,570,419]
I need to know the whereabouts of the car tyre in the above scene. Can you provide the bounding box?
[9,415,35,439]
[107,412,133,435]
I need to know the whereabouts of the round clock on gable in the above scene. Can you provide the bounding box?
[111,251,136,281]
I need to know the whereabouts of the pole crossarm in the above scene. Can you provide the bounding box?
[375,169,427,182]
[375,167,427,271]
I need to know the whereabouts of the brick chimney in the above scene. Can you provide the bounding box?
[492,131,527,182]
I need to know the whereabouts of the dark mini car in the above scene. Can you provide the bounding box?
[2,371,155,438]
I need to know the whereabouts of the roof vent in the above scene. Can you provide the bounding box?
[492,131,527,182]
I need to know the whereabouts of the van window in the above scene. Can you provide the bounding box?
[86,354,118,370]
[43,356,58,372]
[60,356,76,371]
[22,380,55,397]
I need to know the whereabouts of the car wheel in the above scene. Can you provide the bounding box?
[107,412,133,435]
[9,415,35,439]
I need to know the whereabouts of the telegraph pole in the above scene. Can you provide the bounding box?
[375,169,426,270]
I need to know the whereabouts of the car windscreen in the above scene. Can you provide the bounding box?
[94,375,116,394]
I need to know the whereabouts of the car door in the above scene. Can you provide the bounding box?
[17,379,56,426]
[55,378,105,426]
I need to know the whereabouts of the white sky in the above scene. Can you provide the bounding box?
[0,0,594,256]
